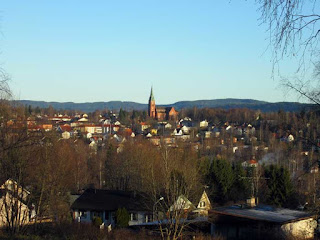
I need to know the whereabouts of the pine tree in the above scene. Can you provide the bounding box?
[265,165,293,207]
[116,208,130,228]
[208,158,234,203]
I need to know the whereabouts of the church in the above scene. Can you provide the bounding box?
[148,87,178,121]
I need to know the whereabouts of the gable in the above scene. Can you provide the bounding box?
[197,191,211,210]
[170,195,195,211]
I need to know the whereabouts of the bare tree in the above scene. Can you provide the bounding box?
[257,0,320,73]
[0,69,11,100]
[257,0,320,117]
[151,143,201,240]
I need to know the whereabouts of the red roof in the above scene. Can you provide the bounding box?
[249,159,258,164]
[60,125,72,132]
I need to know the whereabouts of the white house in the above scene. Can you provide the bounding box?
[200,120,208,128]
[181,125,190,134]
[172,128,183,136]
[62,131,71,139]
[0,179,33,227]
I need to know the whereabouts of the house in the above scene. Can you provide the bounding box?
[78,117,88,122]
[287,134,295,142]
[172,128,183,136]
[139,122,150,132]
[194,191,211,217]
[169,195,196,213]
[242,157,259,168]
[179,117,193,128]
[57,124,72,133]
[211,204,316,239]
[200,120,209,128]
[169,191,213,217]
[62,131,71,139]
[0,179,33,227]
[71,189,152,227]
[79,125,103,135]
[181,125,190,134]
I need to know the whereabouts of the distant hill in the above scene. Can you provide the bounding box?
[17,99,314,113]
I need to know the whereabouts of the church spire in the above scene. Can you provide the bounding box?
[149,86,155,101]
[148,86,156,118]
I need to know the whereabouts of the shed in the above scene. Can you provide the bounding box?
[211,205,316,239]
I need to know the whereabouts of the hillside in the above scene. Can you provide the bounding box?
[17,99,314,112]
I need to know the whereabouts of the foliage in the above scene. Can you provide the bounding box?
[207,158,235,203]
[230,163,250,202]
[264,165,294,207]
[118,108,128,123]
[116,208,130,228]
[18,99,313,113]
[92,216,103,227]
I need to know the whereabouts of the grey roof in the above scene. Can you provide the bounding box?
[212,205,314,224]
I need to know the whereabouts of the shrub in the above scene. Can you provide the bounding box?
[116,208,130,228]
[92,216,103,227]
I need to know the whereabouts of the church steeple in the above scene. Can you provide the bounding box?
[149,86,155,101]
[148,87,156,118]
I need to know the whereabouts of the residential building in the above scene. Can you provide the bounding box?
[71,189,152,227]
[211,204,316,239]
[0,179,33,227]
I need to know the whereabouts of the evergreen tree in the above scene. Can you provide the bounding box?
[208,158,234,203]
[142,110,147,121]
[118,108,127,122]
[116,208,130,228]
[265,165,293,207]
[28,105,32,115]
[231,163,250,201]
[131,110,139,120]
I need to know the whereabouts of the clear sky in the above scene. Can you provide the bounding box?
[0,1,307,104]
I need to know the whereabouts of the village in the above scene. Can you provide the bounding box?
[0,88,319,239]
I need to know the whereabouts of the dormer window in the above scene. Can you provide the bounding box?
[200,201,206,208]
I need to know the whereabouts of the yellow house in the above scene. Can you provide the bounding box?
[150,128,158,135]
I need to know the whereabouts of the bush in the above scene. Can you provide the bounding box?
[116,208,130,228]
[92,216,103,227]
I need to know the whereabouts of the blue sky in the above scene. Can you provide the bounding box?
[0,1,305,104]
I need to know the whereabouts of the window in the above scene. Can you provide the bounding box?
[80,211,87,218]
[130,213,138,221]
[145,214,152,223]
[200,201,206,208]
[90,211,102,220]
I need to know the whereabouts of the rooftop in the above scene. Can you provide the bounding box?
[71,189,149,212]
[212,205,313,224]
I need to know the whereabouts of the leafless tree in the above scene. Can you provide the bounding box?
[257,0,320,112]
[151,143,201,240]
[257,0,319,72]
[0,69,11,100]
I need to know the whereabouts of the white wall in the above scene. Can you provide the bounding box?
[281,218,317,239]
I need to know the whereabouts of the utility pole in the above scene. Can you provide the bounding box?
[240,166,269,199]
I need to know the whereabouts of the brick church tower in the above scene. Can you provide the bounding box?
[148,87,156,118]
